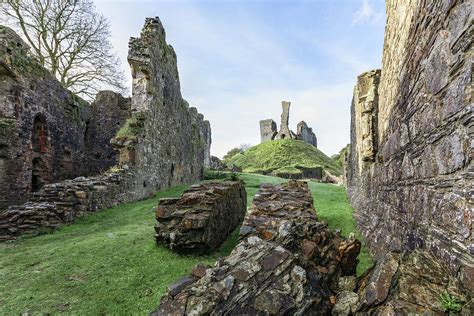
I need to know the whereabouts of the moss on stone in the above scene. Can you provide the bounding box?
[115,114,144,140]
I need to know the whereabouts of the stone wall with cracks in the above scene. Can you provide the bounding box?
[112,17,211,199]
[153,181,361,315]
[0,26,130,209]
[0,17,211,240]
[347,0,473,292]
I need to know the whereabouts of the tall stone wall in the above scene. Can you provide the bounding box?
[87,91,131,173]
[112,17,211,198]
[0,26,129,209]
[347,0,473,291]
[0,17,211,240]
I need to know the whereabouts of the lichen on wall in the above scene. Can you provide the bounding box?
[347,0,473,292]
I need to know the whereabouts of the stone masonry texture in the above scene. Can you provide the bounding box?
[0,17,211,240]
[154,181,246,254]
[0,26,130,209]
[296,120,318,148]
[153,181,361,315]
[259,119,277,142]
[112,17,211,198]
[347,0,473,292]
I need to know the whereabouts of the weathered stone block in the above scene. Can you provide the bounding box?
[296,120,317,147]
[154,181,247,254]
[259,119,277,142]
[153,181,360,315]
[354,251,468,315]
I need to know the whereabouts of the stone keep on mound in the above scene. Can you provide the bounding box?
[153,181,360,315]
[155,181,247,253]
[259,101,318,147]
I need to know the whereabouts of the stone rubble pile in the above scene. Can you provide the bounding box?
[0,170,136,241]
[153,181,360,315]
[155,181,247,254]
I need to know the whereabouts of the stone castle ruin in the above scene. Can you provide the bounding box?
[347,0,473,295]
[0,26,131,209]
[0,18,211,240]
[259,101,317,147]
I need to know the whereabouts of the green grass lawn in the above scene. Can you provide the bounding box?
[0,173,371,314]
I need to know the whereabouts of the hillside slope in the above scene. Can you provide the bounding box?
[228,139,341,177]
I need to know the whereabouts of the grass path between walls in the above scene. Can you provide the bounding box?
[0,173,371,314]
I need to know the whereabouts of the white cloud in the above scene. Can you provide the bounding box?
[353,0,384,25]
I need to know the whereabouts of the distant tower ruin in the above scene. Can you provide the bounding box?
[274,101,296,140]
[259,119,277,142]
[259,101,317,148]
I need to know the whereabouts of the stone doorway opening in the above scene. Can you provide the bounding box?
[31,157,47,192]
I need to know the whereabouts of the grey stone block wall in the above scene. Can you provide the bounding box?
[0,26,130,209]
[347,0,473,292]
[0,17,211,240]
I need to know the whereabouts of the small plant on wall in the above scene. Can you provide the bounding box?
[439,292,463,314]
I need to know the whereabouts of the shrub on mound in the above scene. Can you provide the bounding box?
[228,139,341,177]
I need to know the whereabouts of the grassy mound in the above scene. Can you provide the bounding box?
[0,173,371,314]
[228,139,341,176]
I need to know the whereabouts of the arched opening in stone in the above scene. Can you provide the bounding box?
[32,114,48,153]
[31,157,47,192]
[281,134,286,139]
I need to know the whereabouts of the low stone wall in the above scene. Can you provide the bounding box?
[153,181,360,315]
[154,181,247,253]
[0,169,137,241]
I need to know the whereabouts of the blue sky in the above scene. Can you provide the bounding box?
[95,0,386,158]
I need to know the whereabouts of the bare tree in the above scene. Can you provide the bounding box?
[1,0,126,99]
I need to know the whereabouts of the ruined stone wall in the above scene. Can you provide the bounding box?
[274,101,295,140]
[0,17,211,240]
[154,181,360,315]
[112,17,211,198]
[259,119,277,142]
[260,102,318,147]
[296,121,318,148]
[348,0,473,290]
[87,91,131,173]
[0,26,128,209]
[0,169,137,241]
[155,181,246,253]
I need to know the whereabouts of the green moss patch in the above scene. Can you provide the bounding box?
[115,114,145,140]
